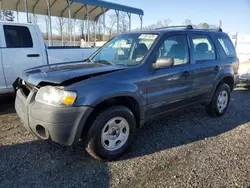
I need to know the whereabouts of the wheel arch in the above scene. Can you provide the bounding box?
[214,74,235,93]
[81,95,142,144]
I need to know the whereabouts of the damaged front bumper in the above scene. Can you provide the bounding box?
[15,83,93,146]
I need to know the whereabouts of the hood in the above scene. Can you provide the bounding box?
[21,62,126,86]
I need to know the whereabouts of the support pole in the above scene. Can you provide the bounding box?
[61,17,64,46]
[46,0,53,46]
[82,20,84,38]
[0,0,2,21]
[84,20,86,41]
[85,6,89,43]
[73,19,76,46]
[115,10,119,33]
[24,0,29,23]
[139,15,143,30]
[101,7,105,41]
[127,13,131,31]
[16,2,20,22]
[94,21,97,46]
[68,0,72,45]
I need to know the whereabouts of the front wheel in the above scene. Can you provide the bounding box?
[206,83,231,117]
[86,106,137,161]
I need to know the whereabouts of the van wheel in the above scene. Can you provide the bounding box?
[86,106,137,161]
[206,83,231,117]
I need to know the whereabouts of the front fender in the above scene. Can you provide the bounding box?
[75,82,146,107]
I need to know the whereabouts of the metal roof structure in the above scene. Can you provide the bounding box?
[0,0,144,21]
[0,0,144,46]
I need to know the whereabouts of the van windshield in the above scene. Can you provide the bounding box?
[90,33,158,66]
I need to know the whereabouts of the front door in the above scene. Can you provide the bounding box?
[1,25,44,89]
[146,34,195,117]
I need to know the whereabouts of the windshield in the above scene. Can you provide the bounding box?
[90,33,158,66]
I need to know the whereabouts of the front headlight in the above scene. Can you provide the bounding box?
[35,86,77,106]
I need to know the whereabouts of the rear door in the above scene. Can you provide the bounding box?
[2,24,44,88]
[146,34,196,117]
[188,34,220,99]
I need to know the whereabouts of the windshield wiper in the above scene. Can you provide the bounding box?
[95,60,115,65]
[84,58,94,63]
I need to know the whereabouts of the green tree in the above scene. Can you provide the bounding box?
[202,23,209,29]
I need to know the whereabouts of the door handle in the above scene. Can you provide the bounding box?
[27,54,40,57]
[213,65,220,72]
[182,71,191,76]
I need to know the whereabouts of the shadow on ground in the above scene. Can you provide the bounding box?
[0,88,249,187]
[0,96,15,115]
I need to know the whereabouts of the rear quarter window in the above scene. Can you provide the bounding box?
[217,36,236,57]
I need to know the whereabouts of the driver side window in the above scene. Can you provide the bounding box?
[157,35,189,66]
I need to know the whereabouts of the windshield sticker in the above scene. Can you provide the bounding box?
[136,57,144,62]
[117,49,125,55]
[139,34,157,40]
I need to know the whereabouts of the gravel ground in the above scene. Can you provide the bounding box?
[0,88,250,188]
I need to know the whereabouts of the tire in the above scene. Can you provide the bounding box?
[206,83,231,117]
[85,106,137,161]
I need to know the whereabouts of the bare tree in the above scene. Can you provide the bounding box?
[106,14,117,39]
[88,21,96,39]
[44,16,49,40]
[119,12,129,33]
[30,14,38,24]
[56,17,67,42]
[162,19,172,27]
[209,24,218,29]
[183,19,192,26]
[97,16,103,40]
[78,20,85,39]
[64,19,74,42]
[138,18,172,30]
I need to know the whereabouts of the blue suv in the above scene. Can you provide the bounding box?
[15,26,239,160]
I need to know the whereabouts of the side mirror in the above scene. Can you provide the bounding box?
[153,57,174,69]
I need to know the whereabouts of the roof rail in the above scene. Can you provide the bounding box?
[209,28,223,32]
[193,28,223,32]
[156,25,193,30]
[156,25,223,32]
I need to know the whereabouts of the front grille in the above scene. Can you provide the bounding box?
[20,81,34,98]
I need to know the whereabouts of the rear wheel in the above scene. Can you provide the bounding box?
[206,83,231,117]
[86,106,137,161]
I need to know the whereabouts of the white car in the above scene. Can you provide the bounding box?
[0,21,96,95]
[238,61,250,87]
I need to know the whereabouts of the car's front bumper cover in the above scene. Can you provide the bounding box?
[15,88,93,146]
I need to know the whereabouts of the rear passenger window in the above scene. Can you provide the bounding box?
[217,37,236,57]
[157,35,189,66]
[4,25,33,48]
[191,35,216,61]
